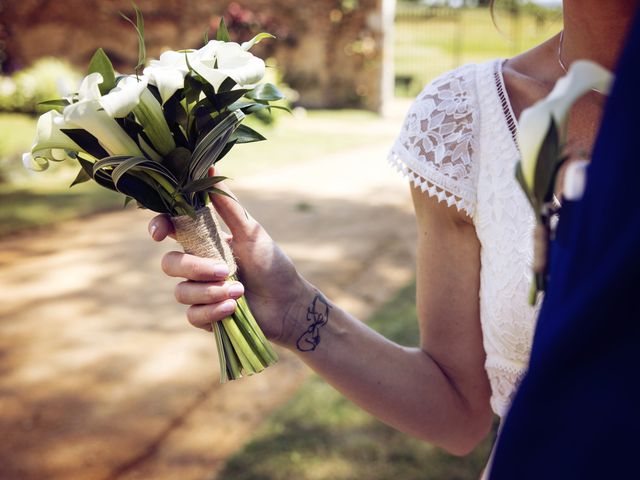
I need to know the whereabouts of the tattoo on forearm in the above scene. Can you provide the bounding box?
[296,294,331,352]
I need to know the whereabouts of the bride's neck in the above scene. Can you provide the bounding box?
[562,0,639,70]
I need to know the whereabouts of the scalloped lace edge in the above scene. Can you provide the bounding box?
[388,149,475,218]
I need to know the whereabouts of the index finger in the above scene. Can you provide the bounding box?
[161,251,231,281]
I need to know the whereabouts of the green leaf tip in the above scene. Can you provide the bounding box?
[88,48,117,95]
[217,17,231,42]
[120,2,146,73]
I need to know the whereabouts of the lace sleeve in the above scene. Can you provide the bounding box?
[388,64,480,218]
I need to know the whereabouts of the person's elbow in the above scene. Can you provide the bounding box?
[440,403,494,456]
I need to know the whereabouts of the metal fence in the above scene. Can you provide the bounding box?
[394,2,562,97]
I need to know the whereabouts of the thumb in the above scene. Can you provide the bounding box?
[208,167,257,240]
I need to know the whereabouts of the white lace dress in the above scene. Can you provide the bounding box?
[388,59,541,418]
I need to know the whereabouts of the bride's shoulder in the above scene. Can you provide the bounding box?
[390,62,500,219]
[408,60,499,125]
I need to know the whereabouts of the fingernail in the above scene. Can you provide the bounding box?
[221,299,236,315]
[149,223,158,239]
[227,283,244,298]
[213,264,229,277]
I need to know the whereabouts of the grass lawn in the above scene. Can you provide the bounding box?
[0,109,392,238]
[395,7,563,96]
[217,281,499,480]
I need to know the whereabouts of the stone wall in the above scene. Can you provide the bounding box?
[1,0,392,111]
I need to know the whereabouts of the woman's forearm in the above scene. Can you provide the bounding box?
[278,281,493,455]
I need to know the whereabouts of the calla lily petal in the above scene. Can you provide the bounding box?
[547,60,613,133]
[77,72,104,102]
[23,110,84,171]
[99,75,148,117]
[518,102,553,192]
[64,98,143,158]
[192,41,265,91]
[143,50,192,103]
[31,110,83,155]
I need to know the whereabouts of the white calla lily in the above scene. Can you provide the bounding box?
[99,75,148,118]
[518,60,614,191]
[143,50,193,104]
[23,110,84,170]
[63,73,144,157]
[106,75,176,155]
[192,40,266,91]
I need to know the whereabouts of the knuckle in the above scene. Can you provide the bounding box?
[206,286,222,303]
[186,305,207,327]
[174,282,188,303]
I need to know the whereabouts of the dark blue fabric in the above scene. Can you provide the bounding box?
[490,9,640,480]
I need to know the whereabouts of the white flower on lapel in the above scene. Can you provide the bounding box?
[518,60,613,193]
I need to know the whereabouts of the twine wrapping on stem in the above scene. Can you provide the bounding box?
[172,204,237,276]
[170,203,278,382]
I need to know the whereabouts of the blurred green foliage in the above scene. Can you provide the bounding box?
[219,281,498,480]
[0,58,80,114]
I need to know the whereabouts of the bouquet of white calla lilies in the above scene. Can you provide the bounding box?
[25,7,288,382]
[515,59,614,304]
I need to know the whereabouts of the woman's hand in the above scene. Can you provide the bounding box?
[148,181,310,348]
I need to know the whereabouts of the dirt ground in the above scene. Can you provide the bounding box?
[0,111,420,480]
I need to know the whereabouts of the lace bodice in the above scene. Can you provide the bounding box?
[388,59,540,417]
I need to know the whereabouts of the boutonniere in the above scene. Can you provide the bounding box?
[515,60,613,305]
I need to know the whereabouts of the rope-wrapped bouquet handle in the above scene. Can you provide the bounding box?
[172,205,278,382]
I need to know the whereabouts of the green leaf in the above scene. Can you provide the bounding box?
[163,147,192,181]
[70,167,91,187]
[230,124,267,144]
[212,88,251,111]
[217,17,231,42]
[245,83,285,102]
[120,3,146,73]
[533,119,561,205]
[515,161,535,209]
[204,186,238,203]
[61,129,109,158]
[190,110,244,180]
[38,98,71,113]
[215,139,238,164]
[88,48,117,95]
[204,28,210,45]
[242,32,276,51]
[217,77,238,93]
[77,155,118,192]
[184,74,203,106]
[181,176,228,193]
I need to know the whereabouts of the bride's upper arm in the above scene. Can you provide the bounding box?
[410,183,489,411]
[392,63,490,409]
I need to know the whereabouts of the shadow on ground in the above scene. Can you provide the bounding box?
[0,148,419,480]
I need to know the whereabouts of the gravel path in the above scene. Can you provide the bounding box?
[0,109,419,480]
